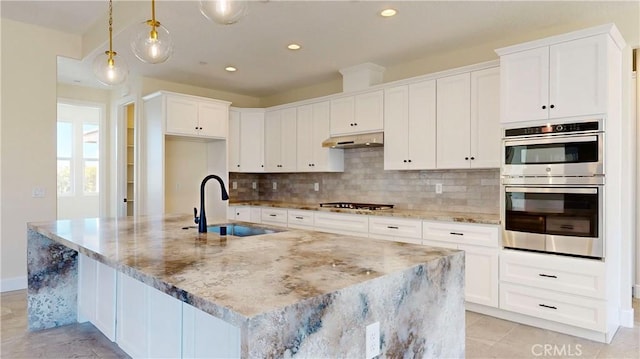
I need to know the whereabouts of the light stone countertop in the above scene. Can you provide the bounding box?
[230,200,501,225]
[27,214,461,328]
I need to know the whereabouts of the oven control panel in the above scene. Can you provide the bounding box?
[505,121,600,137]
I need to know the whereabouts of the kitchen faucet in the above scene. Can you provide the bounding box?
[194,174,229,233]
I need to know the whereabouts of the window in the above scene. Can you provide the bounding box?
[83,124,99,194]
[57,122,73,196]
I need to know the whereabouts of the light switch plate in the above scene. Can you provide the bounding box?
[435,183,443,194]
[32,186,46,198]
[272,181,277,190]
[314,183,319,191]
[366,322,380,359]
[232,181,237,190]
[252,182,257,190]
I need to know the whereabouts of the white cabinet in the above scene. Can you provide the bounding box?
[116,272,182,359]
[423,221,499,307]
[77,254,117,341]
[163,92,230,138]
[265,108,297,172]
[384,80,437,170]
[499,34,609,124]
[260,207,288,226]
[368,216,422,245]
[229,109,265,172]
[314,212,369,236]
[330,90,383,135]
[436,68,500,169]
[499,249,607,331]
[182,304,241,358]
[296,102,344,172]
[288,209,315,230]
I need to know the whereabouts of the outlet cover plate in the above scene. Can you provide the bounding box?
[366,322,380,359]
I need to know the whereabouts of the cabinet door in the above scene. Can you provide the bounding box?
[408,80,436,169]
[240,112,264,172]
[147,286,182,359]
[549,34,608,119]
[296,104,314,170]
[330,96,355,135]
[94,261,116,341]
[500,46,549,123]
[384,85,409,170]
[77,254,97,324]
[355,90,384,132]
[470,67,500,168]
[183,303,241,359]
[459,244,499,307]
[228,111,241,171]
[198,102,227,138]
[280,107,297,171]
[117,273,148,358]
[264,110,282,171]
[311,101,343,172]
[165,96,199,135]
[436,73,471,169]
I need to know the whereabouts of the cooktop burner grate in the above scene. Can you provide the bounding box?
[319,202,394,210]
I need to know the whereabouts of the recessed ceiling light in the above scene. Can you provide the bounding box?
[225,66,237,72]
[380,8,397,17]
[287,43,301,50]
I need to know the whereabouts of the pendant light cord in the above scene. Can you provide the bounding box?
[108,0,114,61]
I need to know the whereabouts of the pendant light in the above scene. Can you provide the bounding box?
[199,0,248,25]
[93,0,128,86]
[131,0,173,64]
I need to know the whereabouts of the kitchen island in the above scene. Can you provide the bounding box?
[27,214,465,358]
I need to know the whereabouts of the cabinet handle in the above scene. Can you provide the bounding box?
[550,104,555,109]
[295,216,304,220]
[387,226,399,229]
[538,273,558,279]
[538,304,557,310]
[450,232,464,236]
[542,105,547,109]
[269,214,276,217]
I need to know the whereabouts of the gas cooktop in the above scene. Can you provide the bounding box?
[319,202,394,210]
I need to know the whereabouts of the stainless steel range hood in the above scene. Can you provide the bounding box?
[322,132,384,149]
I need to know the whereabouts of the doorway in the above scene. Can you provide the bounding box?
[56,101,106,219]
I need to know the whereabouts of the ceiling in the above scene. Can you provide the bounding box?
[1,1,638,98]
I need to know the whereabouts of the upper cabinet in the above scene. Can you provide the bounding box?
[497,25,624,124]
[436,67,500,169]
[384,80,437,170]
[229,109,265,173]
[330,90,383,135]
[264,108,297,172]
[160,92,230,138]
[296,101,344,172]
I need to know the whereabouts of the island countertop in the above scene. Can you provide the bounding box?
[28,214,461,325]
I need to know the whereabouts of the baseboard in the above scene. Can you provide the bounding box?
[1,276,27,292]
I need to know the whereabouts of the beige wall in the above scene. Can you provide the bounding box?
[142,77,261,108]
[1,19,81,289]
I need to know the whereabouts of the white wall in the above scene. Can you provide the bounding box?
[0,19,81,291]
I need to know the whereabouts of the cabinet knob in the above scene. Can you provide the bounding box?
[354,123,358,126]
[236,164,240,167]
[408,159,412,163]
[465,157,469,160]
[542,105,546,109]
[403,160,407,163]
[261,165,264,167]
[470,157,475,160]
[550,104,555,109]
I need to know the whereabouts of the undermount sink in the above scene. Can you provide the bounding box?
[204,224,283,237]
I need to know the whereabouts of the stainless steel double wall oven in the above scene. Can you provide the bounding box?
[501,119,604,259]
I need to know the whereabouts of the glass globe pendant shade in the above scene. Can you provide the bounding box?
[131,20,173,64]
[92,51,128,86]
[199,0,248,25]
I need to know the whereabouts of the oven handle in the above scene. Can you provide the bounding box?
[504,134,597,147]
[506,187,598,194]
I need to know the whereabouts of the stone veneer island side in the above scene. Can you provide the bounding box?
[27,215,465,358]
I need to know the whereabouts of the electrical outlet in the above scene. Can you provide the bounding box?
[232,181,237,190]
[272,181,277,190]
[32,186,46,198]
[252,182,257,190]
[435,183,443,194]
[314,182,319,191]
[366,322,380,359]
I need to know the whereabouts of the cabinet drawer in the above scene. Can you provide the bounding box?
[422,221,499,248]
[422,239,458,250]
[500,282,606,331]
[314,212,369,236]
[500,250,605,299]
[260,208,288,225]
[288,210,314,229]
[369,216,422,239]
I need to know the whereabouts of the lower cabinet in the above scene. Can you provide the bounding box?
[117,272,182,359]
[77,254,117,341]
[288,209,315,230]
[314,211,369,236]
[183,303,241,358]
[260,207,288,226]
[368,216,422,245]
[423,221,500,308]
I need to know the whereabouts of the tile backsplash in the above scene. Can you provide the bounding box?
[229,147,500,214]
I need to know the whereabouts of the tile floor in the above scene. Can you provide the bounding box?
[1,290,638,358]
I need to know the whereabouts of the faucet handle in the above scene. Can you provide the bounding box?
[193,207,200,224]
